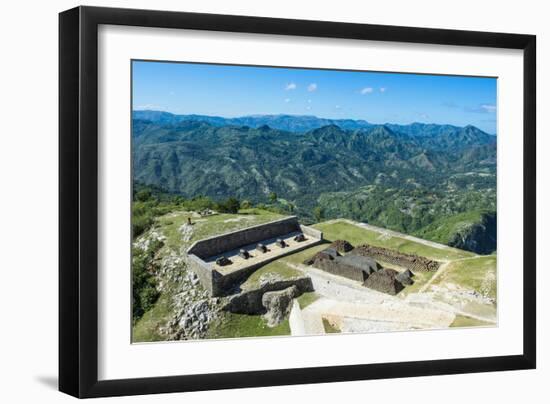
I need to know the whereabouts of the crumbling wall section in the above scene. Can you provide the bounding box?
[351,244,440,272]
[223,277,314,314]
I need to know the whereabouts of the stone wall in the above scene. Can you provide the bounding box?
[305,248,380,283]
[312,256,367,282]
[300,224,323,240]
[350,244,440,272]
[185,254,215,294]
[187,216,301,259]
[186,217,323,296]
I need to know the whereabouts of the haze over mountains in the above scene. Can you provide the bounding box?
[133,110,497,136]
[132,110,497,253]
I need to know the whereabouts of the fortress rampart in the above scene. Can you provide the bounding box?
[186,216,323,296]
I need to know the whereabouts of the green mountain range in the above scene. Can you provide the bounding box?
[132,112,497,253]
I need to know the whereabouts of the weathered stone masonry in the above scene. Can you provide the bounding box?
[186,216,323,296]
[350,244,440,272]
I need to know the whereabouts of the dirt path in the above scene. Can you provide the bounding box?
[417,255,482,294]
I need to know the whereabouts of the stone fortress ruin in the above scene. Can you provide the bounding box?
[185,217,442,326]
[302,239,439,295]
[186,216,323,296]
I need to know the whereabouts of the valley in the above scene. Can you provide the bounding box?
[132,112,497,254]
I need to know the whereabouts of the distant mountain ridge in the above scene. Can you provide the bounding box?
[133,110,495,136]
[131,116,496,253]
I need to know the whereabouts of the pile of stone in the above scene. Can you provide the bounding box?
[329,239,354,253]
[159,259,222,341]
[363,268,405,295]
[303,247,340,266]
[351,244,440,272]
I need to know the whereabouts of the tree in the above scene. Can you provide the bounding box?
[288,202,295,213]
[313,206,325,223]
[218,197,240,214]
[135,188,152,202]
[269,192,278,203]
[240,199,252,209]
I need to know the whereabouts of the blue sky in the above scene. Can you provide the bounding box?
[132,60,497,134]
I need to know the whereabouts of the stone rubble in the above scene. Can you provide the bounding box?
[140,236,223,340]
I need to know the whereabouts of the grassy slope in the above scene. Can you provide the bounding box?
[309,220,496,304]
[414,210,485,245]
[431,255,497,299]
[133,208,286,341]
[157,208,284,251]
[206,312,291,339]
[135,215,496,340]
[313,221,474,261]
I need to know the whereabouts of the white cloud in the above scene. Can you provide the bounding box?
[284,98,291,103]
[360,87,374,95]
[307,99,312,103]
[306,105,312,110]
[307,83,318,92]
[379,87,386,93]
[134,104,164,110]
[481,104,497,113]
[335,105,341,109]
[285,82,297,91]
[465,103,497,114]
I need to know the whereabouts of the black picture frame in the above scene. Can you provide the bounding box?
[59,5,536,398]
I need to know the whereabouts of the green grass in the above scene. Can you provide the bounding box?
[322,318,341,333]
[206,312,291,339]
[450,314,495,328]
[415,210,489,245]
[132,291,173,342]
[432,255,497,299]
[241,260,303,290]
[280,243,330,265]
[297,292,320,309]
[157,208,285,251]
[313,220,474,261]
[397,270,437,297]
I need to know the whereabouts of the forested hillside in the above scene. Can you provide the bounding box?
[131,113,497,253]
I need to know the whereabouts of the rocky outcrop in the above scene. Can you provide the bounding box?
[262,286,299,326]
[155,252,223,341]
[448,212,496,254]
[351,244,440,272]
[223,277,313,316]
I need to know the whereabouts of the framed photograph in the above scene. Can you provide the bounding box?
[59,6,536,398]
